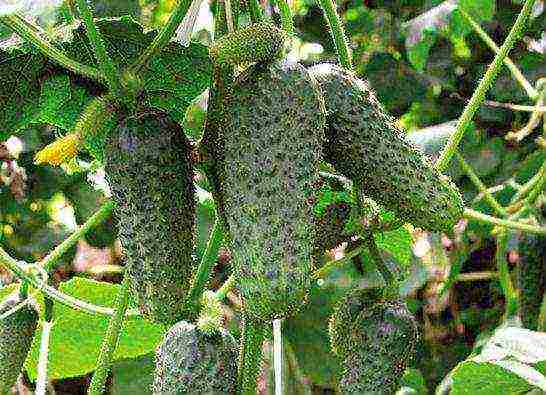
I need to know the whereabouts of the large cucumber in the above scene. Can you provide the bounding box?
[104,109,196,325]
[308,63,464,233]
[222,60,325,321]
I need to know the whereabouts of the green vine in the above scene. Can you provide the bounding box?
[435,0,538,173]
[87,274,131,395]
[185,219,224,312]
[317,0,352,70]
[41,201,114,272]
[74,0,123,98]
[133,0,192,72]
[0,14,102,81]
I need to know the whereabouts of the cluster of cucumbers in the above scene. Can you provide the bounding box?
[1,22,465,394]
[149,22,462,394]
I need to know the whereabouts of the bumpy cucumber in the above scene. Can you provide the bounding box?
[328,287,386,359]
[329,288,419,393]
[0,293,39,393]
[104,109,196,325]
[516,223,546,330]
[209,22,287,67]
[313,175,352,252]
[153,321,238,394]
[222,60,325,321]
[308,63,464,233]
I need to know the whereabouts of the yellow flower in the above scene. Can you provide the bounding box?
[34,133,81,166]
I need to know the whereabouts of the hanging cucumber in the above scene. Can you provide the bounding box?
[221,60,325,321]
[308,63,464,233]
[104,109,196,325]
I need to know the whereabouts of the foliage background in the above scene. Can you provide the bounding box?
[0,0,544,393]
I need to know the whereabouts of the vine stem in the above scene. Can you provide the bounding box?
[35,321,53,395]
[463,208,546,235]
[271,0,295,35]
[214,274,236,301]
[455,153,508,217]
[313,244,365,279]
[185,219,224,310]
[0,247,139,317]
[459,9,538,100]
[365,235,394,285]
[0,14,102,81]
[74,0,123,98]
[238,313,265,395]
[133,0,191,73]
[496,229,518,318]
[317,0,352,70]
[41,201,114,272]
[435,0,537,173]
[87,274,131,395]
[273,319,283,395]
[247,0,264,23]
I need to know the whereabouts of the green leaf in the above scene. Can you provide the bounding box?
[451,361,533,394]
[25,277,166,380]
[112,354,154,395]
[407,28,436,72]
[459,0,496,23]
[374,225,412,267]
[0,17,211,150]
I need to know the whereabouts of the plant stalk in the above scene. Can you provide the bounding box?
[74,0,123,97]
[133,0,192,72]
[0,14,102,81]
[317,0,352,70]
[435,0,537,173]
[41,201,114,272]
[456,153,508,217]
[0,247,139,317]
[271,0,295,35]
[463,208,546,235]
[185,219,224,311]
[87,274,131,395]
[238,313,266,395]
[460,9,538,100]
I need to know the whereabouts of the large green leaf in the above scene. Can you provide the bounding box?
[451,361,533,394]
[25,277,166,380]
[0,17,211,147]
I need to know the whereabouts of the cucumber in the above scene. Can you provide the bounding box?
[104,109,196,325]
[0,293,39,393]
[153,321,238,394]
[308,63,464,233]
[222,60,325,321]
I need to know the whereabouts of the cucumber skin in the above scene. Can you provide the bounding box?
[153,321,238,394]
[222,60,325,322]
[309,63,464,233]
[0,293,38,394]
[209,22,287,67]
[516,229,546,330]
[104,109,196,325]
[329,288,419,394]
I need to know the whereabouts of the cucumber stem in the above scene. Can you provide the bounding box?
[316,0,352,70]
[40,201,114,272]
[185,219,224,312]
[238,313,266,395]
[133,0,192,72]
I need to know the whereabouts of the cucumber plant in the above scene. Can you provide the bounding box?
[0,0,544,395]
